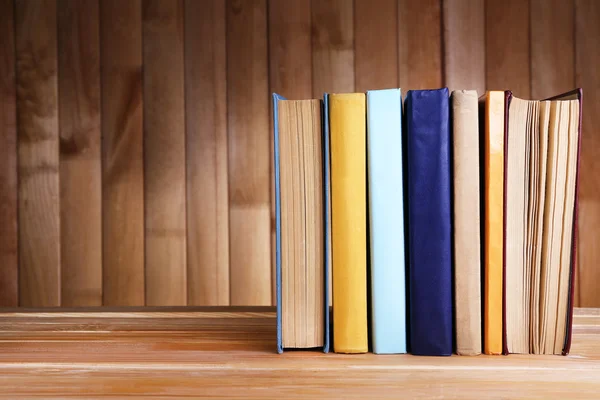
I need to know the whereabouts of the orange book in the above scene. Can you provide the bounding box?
[481,91,504,355]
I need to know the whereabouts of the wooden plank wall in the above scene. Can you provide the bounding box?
[57,0,102,307]
[0,0,599,307]
[143,0,187,306]
[100,0,145,306]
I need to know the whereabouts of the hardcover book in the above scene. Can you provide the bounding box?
[480,91,505,355]
[367,89,407,354]
[405,88,453,356]
[328,93,368,354]
[273,93,330,353]
[503,89,582,355]
[451,90,482,356]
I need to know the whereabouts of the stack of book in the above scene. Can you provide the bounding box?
[273,88,582,356]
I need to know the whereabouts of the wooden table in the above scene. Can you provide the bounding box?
[0,307,598,398]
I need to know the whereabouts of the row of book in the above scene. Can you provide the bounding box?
[273,87,582,356]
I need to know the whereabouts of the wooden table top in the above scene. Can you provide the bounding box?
[0,307,598,399]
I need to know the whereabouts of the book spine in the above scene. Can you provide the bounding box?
[367,89,406,354]
[322,95,331,354]
[484,91,505,355]
[502,91,512,356]
[406,88,453,356]
[330,93,368,354]
[273,93,284,354]
[451,90,482,355]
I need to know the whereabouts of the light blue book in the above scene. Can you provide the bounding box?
[367,89,407,354]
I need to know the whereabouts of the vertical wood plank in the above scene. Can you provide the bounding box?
[442,0,485,95]
[268,0,312,305]
[354,0,397,92]
[575,0,600,307]
[101,0,145,306]
[143,0,186,306]
[486,0,530,98]
[269,0,312,100]
[530,0,574,99]
[311,0,354,307]
[16,0,60,307]
[0,0,18,307]
[574,242,581,306]
[185,0,229,306]
[578,202,600,307]
[398,0,442,89]
[311,0,354,96]
[58,0,101,307]
[227,0,271,305]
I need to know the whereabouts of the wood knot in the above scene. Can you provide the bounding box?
[230,0,243,15]
[60,125,98,155]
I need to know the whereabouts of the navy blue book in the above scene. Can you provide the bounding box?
[405,88,453,356]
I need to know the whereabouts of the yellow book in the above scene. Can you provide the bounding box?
[481,91,504,355]
[329,93,368,353]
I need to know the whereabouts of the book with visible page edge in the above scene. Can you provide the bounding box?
[273,93,330,354]
[502,88,583,356]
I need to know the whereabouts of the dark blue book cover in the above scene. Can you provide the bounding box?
[405,88,453,356]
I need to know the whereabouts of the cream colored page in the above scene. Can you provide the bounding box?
[506,97,529,353]
[280,100,324,348]
[554,100,580,353]
[540,102,559,352]
[531,101,550,353]
[523,101,533,351]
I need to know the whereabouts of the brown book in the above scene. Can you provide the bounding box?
[451,90,482,355]
[275,97,325,351]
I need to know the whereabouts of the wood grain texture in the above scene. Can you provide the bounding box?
[16,0,60,307]
[227,0,271,306]
[396,0,444,336]
[530,0,575,99]
[0,308,598,398]
[311,0,354,96]
[575,0,600,307]
[58,0,102,307]
[143,0,187,306]
[486,0,531,98]
[578,202,600,307]
[311,0,353,307]
[2,0,599,308]
[398,0,442,89]
[268,0,312,305]
[101,0,144,306]
[268,0,312,100]
[354,0,397,92]
[0,0,18,307]
[442,0,485,95]
[185,0,229,306]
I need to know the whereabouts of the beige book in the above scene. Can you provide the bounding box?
[505,96,579,354]
[451,90,482,355]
